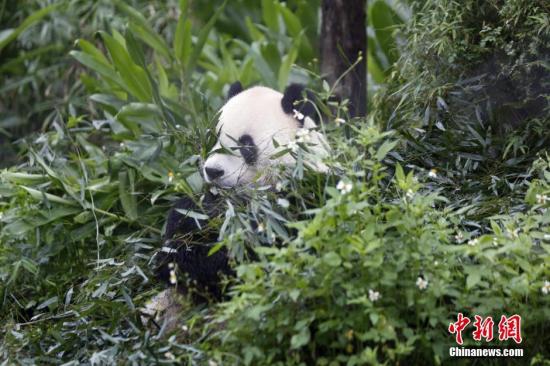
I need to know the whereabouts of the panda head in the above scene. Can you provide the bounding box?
[203,82,328,188]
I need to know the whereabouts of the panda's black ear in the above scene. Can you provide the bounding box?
[227,81,243,100]
[281,83,317,125]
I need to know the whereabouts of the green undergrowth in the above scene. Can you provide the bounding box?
[1,0,549,365]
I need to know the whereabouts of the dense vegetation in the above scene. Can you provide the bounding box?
[1,0,548,364]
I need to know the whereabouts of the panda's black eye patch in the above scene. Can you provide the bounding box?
[238,134,258,165]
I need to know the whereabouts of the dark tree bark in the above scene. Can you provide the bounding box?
[320,0,367,117]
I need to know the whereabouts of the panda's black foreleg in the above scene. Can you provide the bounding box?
[156,195,233,302]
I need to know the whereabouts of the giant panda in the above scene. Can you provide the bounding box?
[150,82,329,316]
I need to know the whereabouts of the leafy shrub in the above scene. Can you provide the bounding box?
[372,0,550,199]
[207,122,550,365]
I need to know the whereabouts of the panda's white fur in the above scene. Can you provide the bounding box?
[203,86,329,187]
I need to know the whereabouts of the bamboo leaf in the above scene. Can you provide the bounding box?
[99,31,152,102]
[119,170,138,221]
[114,0,171,60]
[185,1,227,77]
[261,0,279,33]
[174,15,192,66]
[0,4,60,52]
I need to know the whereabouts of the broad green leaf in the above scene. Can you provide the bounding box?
[119,170,138,221]
[395,163,405,184]
[1,171,47,184]
[156,58,178,99]
[323,251,342,267]
[367,47,385,83]
[245,17,264,42]
[128,22,171,60]
[369,0,402,66]
[115,1,171,60]
[290,327,310,349]
[261,0,279,33]
[174,16,192,66]
[376,140,398,161]
[246,42,276,88]
[278,4,301,37]
[36,296,58,311]
[116,103,161,136]
[175,208,209,221]
[124,26,147,67]
[99,31,152,102]
[21,186,77,206]
[278,43,298,90]
[466,271,481,289]
[75,39,110,66]
[70,51,125,90]
[219,39,239,82]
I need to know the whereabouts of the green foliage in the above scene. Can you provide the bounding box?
[372,0,550,215]
[366,0,409,104]
[1,0,549,365]
[208,122,550,365]
[0,0,323,363]
[0,0,318,165]
[367,0,405,83]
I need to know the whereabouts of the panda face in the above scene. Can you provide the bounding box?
[203,85,301,188]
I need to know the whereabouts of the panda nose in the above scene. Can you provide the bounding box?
[205,167,225,180]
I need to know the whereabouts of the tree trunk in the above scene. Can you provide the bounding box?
[320,0,367,117]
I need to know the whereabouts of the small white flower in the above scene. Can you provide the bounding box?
[544,234,550,241]
[434,261,439,266]
[542,280,550,295]
[455,231,464,242]
[337,180,353,194]
[406,189,414,199]
[416,277,429,290]
[296,128,310,138]
[119,142,125,148]
[467,238,478,246]
[257,223,265,233]
[169,270,177,285]
[182,325,189,332]
[295,128,311,143]
[287,140,299,153]
[168,171,174,183]
[208,361,218,366]
[507,228,520,239]
[175,124,181,129]
[168,262,175,269]
[164,352,175,360]
[334,117,346,126]
[293,109,305,121]
[536,194,549,204]
[270,233,276,240]
[277,198,290,208]
[492,237,498,246]
[101,145,106,151]
[428,169,437,178]
[275,181,285,192]
[368,289,381,302]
